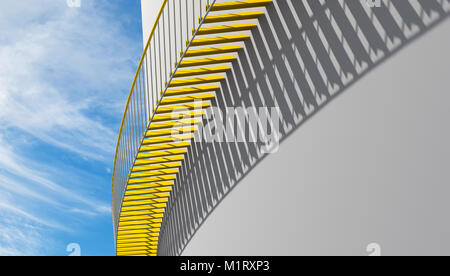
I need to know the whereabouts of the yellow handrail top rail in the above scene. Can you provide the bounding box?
[111,0,168,197]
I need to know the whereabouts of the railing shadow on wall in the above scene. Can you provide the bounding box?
[157,0,450,256]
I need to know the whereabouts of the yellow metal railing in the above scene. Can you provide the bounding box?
[111,0,167,235]
[111,0,217,251]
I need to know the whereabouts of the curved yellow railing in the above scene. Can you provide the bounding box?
[111,0,221,255]
[113,0,272,256]
[111,0,167,245]
[111,0,168,222]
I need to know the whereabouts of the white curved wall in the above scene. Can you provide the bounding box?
[181,19,450,256]
[141,0,165,47]
[141,0,450,256]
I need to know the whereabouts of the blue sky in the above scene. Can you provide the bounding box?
[0,0,143,255]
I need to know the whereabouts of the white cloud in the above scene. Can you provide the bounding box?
[0,175,58,205]
[0,0,140,255]
[0,208,54,256]
[0,0,137,160]
[0,135,111,220]
[0,201,68,231]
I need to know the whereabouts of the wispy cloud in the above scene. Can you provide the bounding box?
[0,200,68,231]
[0,192,63,255]
[0,0,141,255]
[0,137,110,213]
[0,221,45,256]
[0,0,137,159]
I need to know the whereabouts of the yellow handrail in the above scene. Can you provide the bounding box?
[111,0,168,206]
